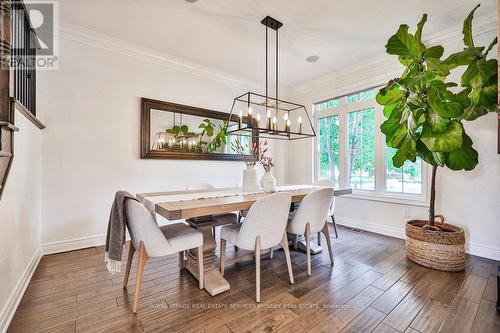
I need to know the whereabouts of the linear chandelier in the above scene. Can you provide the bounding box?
[226,16,315,140]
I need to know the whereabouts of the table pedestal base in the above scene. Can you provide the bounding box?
[183,223,232,296]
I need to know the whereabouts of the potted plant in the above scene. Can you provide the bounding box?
[377,4,497,271]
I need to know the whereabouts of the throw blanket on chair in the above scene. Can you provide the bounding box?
[104,191,139,274]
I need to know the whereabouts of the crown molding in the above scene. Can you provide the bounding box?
[57,21,261,91]
[288,12,497,99]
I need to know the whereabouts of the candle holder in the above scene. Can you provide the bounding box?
[226,92,316,140]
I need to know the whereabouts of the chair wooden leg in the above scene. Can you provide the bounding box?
[322,223,334,266]
[179,251,185,269]
[317,232,321,246]
[220,238,226,276]
[332,214,338,238]
[123,242,135,288]
[281,233,294,284]
[305,223,311,276]
[133,241,148,313]
[197,245,204,289]
[255,236,261,303]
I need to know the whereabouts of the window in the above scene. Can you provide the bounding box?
[314,88,427,203]
[385,147,422,194]
[348,108,375,190]
[317,115,340,186]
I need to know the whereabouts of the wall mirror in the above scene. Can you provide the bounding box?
[141,98,254,160]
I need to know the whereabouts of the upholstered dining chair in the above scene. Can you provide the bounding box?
[314,180,339,240]
[286,187,334,276]
[123,199,204,313]
[219,192,294,302]
[185,183,238,236]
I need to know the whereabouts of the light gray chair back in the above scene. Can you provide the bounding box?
[125,199,173,257]
[314,180,336,216]
[237,192,291,249]
[288,188,334,234]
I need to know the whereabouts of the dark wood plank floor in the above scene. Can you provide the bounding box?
[8,226,500,333]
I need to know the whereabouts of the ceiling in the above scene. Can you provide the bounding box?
[58,0,495,90]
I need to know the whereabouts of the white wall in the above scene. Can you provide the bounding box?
[38,35,286,250]
[286,15,500,260]
[0,110,42,332]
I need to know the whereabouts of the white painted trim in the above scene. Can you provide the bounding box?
[466,242,500,261]
[335,216,406,239]
[42,234,106,255]
[57,21,261,92]
[0,247,42,333]
[288,12,496,97]
[335,217,500,261]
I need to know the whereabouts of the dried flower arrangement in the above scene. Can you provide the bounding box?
[258,142,275,172]
[231,139,269,167]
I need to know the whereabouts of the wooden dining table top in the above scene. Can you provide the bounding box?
[137,186,352,221]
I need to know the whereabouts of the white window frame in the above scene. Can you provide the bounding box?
[313,89,429,207]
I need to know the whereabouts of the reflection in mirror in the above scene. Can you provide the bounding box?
[150,110,251,155]
[141,98,254,160]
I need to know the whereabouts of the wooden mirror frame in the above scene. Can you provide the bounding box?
[141,98,255,160]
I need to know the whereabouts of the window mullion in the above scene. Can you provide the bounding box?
[374,104,385,194]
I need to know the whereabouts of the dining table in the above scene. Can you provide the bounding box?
[137,185,352,296]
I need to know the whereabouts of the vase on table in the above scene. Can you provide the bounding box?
[242,166,259,192]
[260,171,276,192]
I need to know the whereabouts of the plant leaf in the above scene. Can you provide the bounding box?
[421,120,463,152]
[428,107,449,133]
[426,58,450,76]
[376,86,405,105]
[415,14,427,43]
[416,140,444,166]
[425,45,444,59]
[462,4,480,48]
[484,37,497,57]
[442,47,484,69]
[428,85,463,118]
[445,133,478,170]
[385,25,422,59]
[392,137,417,167]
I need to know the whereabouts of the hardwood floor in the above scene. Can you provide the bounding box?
[8,226,500,333]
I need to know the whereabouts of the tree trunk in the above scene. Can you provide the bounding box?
[428,165,437,226]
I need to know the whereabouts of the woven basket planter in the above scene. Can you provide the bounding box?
[405,220,465,272]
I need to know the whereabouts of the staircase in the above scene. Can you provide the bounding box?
[0,120,18,197]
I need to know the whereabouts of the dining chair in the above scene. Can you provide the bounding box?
[219,192,294,302]
[185,183,238,235]
[123,199,204,313]
[314,180,339,241]
[286,187,334,276]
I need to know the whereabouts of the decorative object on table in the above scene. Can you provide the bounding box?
[225,16,315,140]
[141,98,256,160]
[232,139,268,192]
[259,145,276,192]
[377,4,497,272]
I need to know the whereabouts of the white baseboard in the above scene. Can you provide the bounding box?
[335,216,406,239]
[42,234,106,255]
[0,247,42,333]
[466,242,500,261]
[335,216,500,261]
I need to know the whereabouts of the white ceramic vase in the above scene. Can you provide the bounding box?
[242,166,259,192]
[260,171,276,192]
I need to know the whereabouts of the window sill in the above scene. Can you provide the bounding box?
[342,191,429,207]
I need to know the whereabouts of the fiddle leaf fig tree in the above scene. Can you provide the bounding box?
[377,4,497,227]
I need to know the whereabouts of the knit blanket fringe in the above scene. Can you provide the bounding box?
[104,251,122,274]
